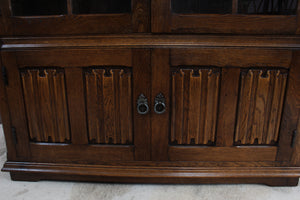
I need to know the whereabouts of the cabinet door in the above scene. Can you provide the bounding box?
[151,48,299,162]
[152,0,300,34]
[0,0,149,36]
[1,49,152,164]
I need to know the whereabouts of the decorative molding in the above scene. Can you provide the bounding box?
[170,67,220,145]
[85,67,133,145]
[20,68,70,143]
[235,68,288,145]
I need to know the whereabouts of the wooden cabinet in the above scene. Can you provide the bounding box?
[0,49,153,163]
[151,48,295,163]
[0,0,300,186]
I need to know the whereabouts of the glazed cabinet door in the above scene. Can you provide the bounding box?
[0,0,149,35]
[152,0,300,34]
[151,48,300,163]
[0,49,152,164]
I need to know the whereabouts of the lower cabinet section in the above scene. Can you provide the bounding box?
[1,47,300,185]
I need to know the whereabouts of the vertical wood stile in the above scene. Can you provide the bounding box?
[65,67,88,145]
[67,0,73,15]
[151,49,170,161]
[216,68,240,147]
[232,0,239,14]
[133,49,151,161]
[278,52,300,162]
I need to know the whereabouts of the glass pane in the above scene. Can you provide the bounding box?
[73,0,131,14]
[172,0,232,14]
[238,0,298,14]
[11,0,67,16]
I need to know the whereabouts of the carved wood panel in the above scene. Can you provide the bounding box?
[170,67,221,145]
[85,68,133,145]
[20,68,71,143]
[235,69,288,145]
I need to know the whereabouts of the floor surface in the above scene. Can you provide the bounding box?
[0,125,299,200]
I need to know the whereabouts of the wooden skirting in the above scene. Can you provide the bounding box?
[2,161,300,185]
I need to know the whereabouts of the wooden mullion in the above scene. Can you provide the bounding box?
[296,0,300,34]
[277,51,300,162]
[216,68,240,147]
[67,0,73,15]
[65,68,89,145]
[152,0,171,32]
[0,0,13,35]
[232,0,239,14]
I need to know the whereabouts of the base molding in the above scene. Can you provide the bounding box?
[2,161,300,186]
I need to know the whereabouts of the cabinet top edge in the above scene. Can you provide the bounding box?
[1,34,300,50]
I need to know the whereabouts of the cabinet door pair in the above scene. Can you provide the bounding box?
[1,48,299,164]
[1,0,299,35]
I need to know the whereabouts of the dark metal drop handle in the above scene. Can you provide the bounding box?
[154,93,166,114]
[137,94,150,115]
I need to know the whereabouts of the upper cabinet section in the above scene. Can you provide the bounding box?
[0,0,299,35]
[11,0,67,16]
[238,0,298,15]
[152,0,300,34]
[172,0,232,14]
[0,0,149,35]
[72,0,131,14]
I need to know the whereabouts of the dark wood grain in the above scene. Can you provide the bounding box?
[132,0,150,32]
[85,68,133,145]
[8,172,300,186]
[170,68,220,145]
[3,161,300,186]
[169,146,278,162]
[291,115,300,166]
[171,14,297,34]
[277,51,300,162]
[151,49,170,161]
[15,49,132,67]
[132,49,151,161]
[151,0,171,32]
[0,52,17,160]
[65,68,88,145]
[1,51,30,160]
[0,0,300,185]
[20,68,70,143]
[216,68,240,147]
[171,48,292,68]
[29,143,134,163]
[0,0,149,36]
[235,69,288,145]
[2,35,300,50]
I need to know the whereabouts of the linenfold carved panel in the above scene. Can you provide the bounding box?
[235,69,288,145]
[20,68,71,143]
[85,68,133,145]
[170,67,221,145]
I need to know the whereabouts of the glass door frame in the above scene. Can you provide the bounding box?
[0,0,150,36]
[152,0,300,34]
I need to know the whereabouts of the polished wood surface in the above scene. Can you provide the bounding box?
[0,0,300,186]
